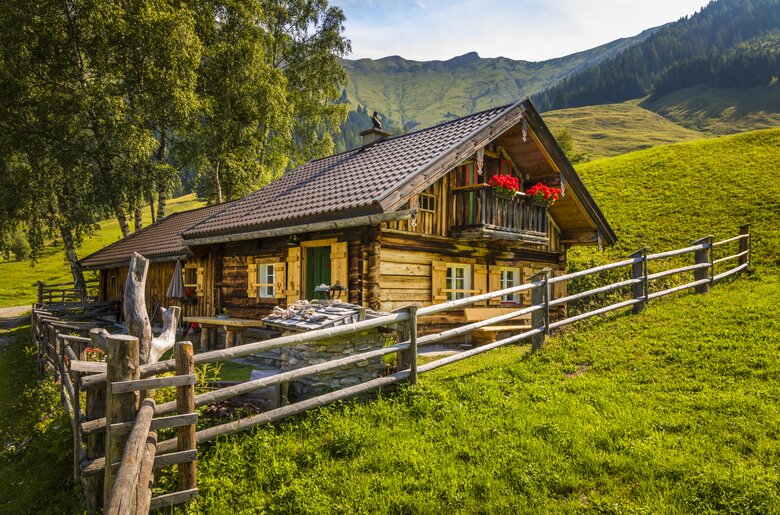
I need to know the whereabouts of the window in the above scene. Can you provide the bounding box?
[419,192,436,213]
[183,266,198,287]
[500,267,521,304]
[446,264,472,301]
[257,264,275,298]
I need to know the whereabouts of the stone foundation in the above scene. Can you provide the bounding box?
[279,328,387,400]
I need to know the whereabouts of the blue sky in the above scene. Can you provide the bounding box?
[335,0,711,61]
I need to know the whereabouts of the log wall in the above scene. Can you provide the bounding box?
[100,256,215,322]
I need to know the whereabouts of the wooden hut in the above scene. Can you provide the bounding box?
[83,99,616,336]
[79,204,229,320]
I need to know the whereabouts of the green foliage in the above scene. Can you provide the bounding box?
[536,0,780,110]
[552,127,588,164]
[0,326,82,513]
[183,0,350,203]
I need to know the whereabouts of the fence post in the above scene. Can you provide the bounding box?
[85,385,107,514]
[530,270,550,351]
[37,281,44,305]
[738,224,751,272]
[692,235,714,294]
[175,341,197,492]
[104,335,140,508]
[627,248,648,313]
[408,306,418,385]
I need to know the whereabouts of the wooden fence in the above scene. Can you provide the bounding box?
[32,226,750,513]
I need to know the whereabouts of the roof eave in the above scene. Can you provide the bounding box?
[375,100,527,213]
[523,102,618,246]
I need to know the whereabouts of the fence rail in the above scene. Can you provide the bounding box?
[32,225,751,513]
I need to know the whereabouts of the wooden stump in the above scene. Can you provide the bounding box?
[103,335,140,506]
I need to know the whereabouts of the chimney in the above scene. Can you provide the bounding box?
[360,127,391,147]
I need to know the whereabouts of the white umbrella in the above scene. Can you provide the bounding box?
[166,259,185,299]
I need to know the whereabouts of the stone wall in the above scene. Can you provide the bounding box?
[279,328,388,400]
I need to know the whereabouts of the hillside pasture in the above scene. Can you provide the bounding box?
[0,195,206,309]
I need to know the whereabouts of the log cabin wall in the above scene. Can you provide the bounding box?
[379,229,566,326]
[217,228,375,319]
[98,256,215,322]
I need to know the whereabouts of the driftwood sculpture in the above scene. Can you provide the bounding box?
[90,252,179,365]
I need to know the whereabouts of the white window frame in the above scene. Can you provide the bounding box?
[445,263,472,301]
[500,267,521,304]
[257,263,275,298]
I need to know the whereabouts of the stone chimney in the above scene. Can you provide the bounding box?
[360,127,391,147]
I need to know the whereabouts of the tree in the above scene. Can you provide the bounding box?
[554,128,588,164]
[182,0,350,203]
[0,0,201,287]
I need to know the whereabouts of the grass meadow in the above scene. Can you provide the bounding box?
[0,128,778,513]
[0,194,206,309]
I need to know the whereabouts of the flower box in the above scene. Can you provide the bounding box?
[489,174,520,200]
[525,182,562,208]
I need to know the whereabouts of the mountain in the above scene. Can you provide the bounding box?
[338,0,780,152]
[341,29,658,131]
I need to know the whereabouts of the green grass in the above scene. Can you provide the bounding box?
[572,128,780,267]
[3,129,780,512]
[0,325,82,513]
[160,272,780,514]
[543,101,705,160]
[0,194,206,309]
[642,84,780,136]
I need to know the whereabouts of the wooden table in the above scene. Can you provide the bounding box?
[183,316,267,352]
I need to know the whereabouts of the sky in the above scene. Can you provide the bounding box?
[335,0,712,62]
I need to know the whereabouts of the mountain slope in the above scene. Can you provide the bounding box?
[543,102,705,159]
[536,0,780,111]
[342,29,657,130]
[641,84,780,135]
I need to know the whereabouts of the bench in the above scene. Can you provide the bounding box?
[463,308,532,344]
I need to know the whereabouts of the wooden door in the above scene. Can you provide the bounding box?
[305,246,331,300]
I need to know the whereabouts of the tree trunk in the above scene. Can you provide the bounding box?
[123,252,179,365]
[114,204,131,238]
[214,160,223,203]
[133,207,143,232]
[60,224,86,294]
[156,131,168,220]
[149,195,156,224]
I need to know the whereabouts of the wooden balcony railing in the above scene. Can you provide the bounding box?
[450,186,548,241]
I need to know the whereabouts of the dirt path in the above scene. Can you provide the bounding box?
[0,305,31,330]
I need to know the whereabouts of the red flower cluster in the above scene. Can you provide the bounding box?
[526,182,562,206]
[489,174,520,194]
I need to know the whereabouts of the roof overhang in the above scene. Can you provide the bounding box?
[182,209,415,246]
[80,252,191,271]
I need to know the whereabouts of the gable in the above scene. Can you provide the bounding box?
[182,99,615,246]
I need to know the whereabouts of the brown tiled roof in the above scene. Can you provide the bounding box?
[79,203,228,269]
[183,104,514,239]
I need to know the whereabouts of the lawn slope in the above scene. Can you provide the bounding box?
[0,194,206,308]
[163,129,780,512]
[572,128,780,267]
[543,102,705,159]
[642,84,780,136]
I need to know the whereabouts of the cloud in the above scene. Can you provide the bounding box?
[336,0,710,61]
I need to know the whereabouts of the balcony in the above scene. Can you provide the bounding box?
[450,186,549,243]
